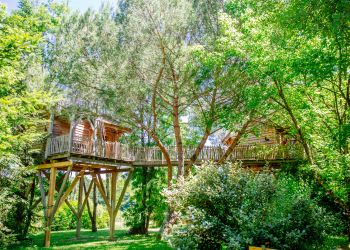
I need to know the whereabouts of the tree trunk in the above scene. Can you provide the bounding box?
[173,99,184,177]
[141,125,173,187]
[23,176,36,237]
[185,126,211,176]
[218,118,251,164]
[273,79,350,232]
[274,80,313,163]
[92,183,97,232]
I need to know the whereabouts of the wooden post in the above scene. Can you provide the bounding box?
[44,167,56,247]
[68,115,76,154]
[45,112,55,158]
[113,170,133,219]
[109,171,117,240]
[76,176,84,238]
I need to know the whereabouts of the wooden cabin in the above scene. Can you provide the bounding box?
[45,115,132,161]
[223,126,295,146]
[221,125,300,168]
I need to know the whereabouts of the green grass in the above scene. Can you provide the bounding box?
[14,229,173,250]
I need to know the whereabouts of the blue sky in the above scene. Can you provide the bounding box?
[1,0,112,12]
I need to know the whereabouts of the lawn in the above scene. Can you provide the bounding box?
[14,229,172,250]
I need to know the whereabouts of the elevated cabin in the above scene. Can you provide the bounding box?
[45,115,132,162]
[222,125,301,168]
[223,126,295,146]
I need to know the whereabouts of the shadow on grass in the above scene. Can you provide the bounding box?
[14,229,172,250]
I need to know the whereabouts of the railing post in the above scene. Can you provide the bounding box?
[68,114,76,154]
[45,111,55,159]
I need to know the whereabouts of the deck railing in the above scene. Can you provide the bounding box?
[130,144,304,164]
[45,135,305,164]
[45,135,133,161]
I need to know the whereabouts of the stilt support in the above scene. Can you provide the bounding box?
[44,167,56,247]
[109,171,117,240]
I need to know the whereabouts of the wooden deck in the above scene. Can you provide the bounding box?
[45,135,305,166]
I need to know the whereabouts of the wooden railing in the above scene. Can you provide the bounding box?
[45,135,133,161]
[45,135,70,158]
[130,144,304,164]
[45,135,304,164]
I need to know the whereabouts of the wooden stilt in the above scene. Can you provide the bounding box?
[91,172,112,212]
[113,170,133,219]
[109,171,117,240]
[44,167,56,247]
[76,176,84,238]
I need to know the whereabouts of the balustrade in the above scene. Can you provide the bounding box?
[45,135,304,164]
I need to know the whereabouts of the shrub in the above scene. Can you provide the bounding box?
[166,162,341,250]
[52,201,109,231]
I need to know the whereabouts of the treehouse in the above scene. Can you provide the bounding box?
[37,101,304,247]
[223,126,295,146]
[37,107,134,247]
[221,125,301,168]
[45,115,133,163]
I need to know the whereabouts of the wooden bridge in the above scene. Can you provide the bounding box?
[45,134,304,166]
[38,134,305,247]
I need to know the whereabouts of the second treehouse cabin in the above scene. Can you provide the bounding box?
[45,115,133,162]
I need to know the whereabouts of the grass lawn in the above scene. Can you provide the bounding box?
[14,229,173,250]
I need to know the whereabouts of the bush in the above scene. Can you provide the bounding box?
[52,201,109,231]
[166,163,341,250]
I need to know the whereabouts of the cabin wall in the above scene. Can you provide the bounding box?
[52,117,127,143]
[74,121,92,141]
[240,127,279,145]
[52,117,70,136]
[224,127,285,146]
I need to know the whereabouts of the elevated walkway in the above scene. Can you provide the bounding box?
[45,135,305,167]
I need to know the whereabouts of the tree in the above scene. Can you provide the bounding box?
[0,0,63,243]
[221,0,350,239]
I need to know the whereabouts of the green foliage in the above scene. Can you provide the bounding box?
[0,1,63,242]
[122,168,167,234]
[52,201,109,231]
[166,163,341,249]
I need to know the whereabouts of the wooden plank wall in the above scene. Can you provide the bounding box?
[225,127,283,146]
[52,117,70,137]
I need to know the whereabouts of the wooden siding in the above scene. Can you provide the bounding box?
[224,127,286,146]
[52,117,70,137]
[52,117,129,143]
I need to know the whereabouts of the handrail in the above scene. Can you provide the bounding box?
[45,135,304,163]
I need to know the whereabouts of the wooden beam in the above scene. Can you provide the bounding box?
[65,199,78,218]
[113,170,133,219]
[50,166,72,220]
[83,169,132,175]
[44,167,56,247]
[79,179,93,216]
[56,168,87,211]
[91,172,112,213]
[68,115,76,153]
[70,157,132,168]
[109,171,117,240]
[37,160,73,170]
[97,173,107,199]
[83,180,93,221]
[42,171,78,218]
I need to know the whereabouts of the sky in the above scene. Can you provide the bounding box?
[1,0,111,12]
